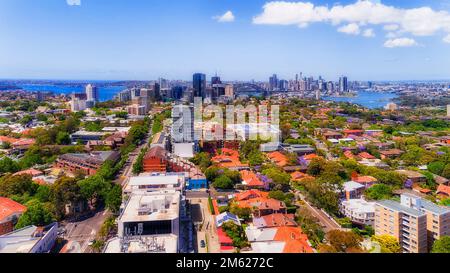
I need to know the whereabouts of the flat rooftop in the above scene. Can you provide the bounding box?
[104,235,178,253]
[120,191,180,223]
[376,200,425,217]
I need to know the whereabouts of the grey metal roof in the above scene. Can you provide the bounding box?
[376,200,425,217]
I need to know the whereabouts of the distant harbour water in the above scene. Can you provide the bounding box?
[17,84,126,102]
[323,91,398,109]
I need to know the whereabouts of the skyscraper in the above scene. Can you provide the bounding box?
[269,74,278,91]
[85,84,99,103]
[339,76,348,93]
[193,73,206,98]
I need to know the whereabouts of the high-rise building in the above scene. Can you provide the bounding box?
[211,75,221,85]
[269,74,278,91]
[339,76,348,93]
[85,84,99,103]
[315,89,321,101]
[171,105,194,143]
[327,81,334,93]
[375,194,450,253]
[193,73,206,98]
[225,84,234,98]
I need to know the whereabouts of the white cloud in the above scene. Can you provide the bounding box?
[444,34,450,43]
[253,0,450,43]
[66,0,81,6]
[338,23,360,35]
[384,24,399,31]
[213,11,235,23]
[363,28,375,37]
[384,38,418,48]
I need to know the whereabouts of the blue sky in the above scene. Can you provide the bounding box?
[1,0,450,81]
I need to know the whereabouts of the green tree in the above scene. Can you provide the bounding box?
[431,236,450,253]
[365,184,393,200]
[105,184,122,213]
[428,161,445,176]
[213,175,234,189]
[78,175,111,208]
[15,200,55,229]
[372,234,401,253]
[0,157,20,173]
[0,174,37,198]
[56,131,71,145]
[325,230,363,253]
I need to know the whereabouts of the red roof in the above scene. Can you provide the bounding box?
[343,129,364,134]
[234,190,269,201]
[0,197,27,221]
[240,170,264,187]
[13,169,43,177]
[358,152,376,160]
[437,184,450,197]
[344,151,356,159]
[217,228,234,250]
[273,227,314,253]
[267,152,288,167]
[256,213,297,228]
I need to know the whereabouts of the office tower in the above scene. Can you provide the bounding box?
[278,80,288,91]
[225,84,234,98]
[171,86,184,100]
[159,78,169,89]
[85,84,99,102]
[375,194,450,253]
[315,89,321,101]
[368,81,373,89]
[211,75,221,85]
[339,76,348,93]
[193,73,206,98]
[327,81,334,93]
[269,74,278,91]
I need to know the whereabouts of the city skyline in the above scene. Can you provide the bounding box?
[1,0,450,81]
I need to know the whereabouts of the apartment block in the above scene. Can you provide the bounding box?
[375,193,450,253]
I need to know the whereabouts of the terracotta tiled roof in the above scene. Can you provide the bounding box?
[240,170,264,187]
[254,213,297,228]
[273,227,314,253]
[13,169,43,177]
[267,152,288,167]
[0,197,27,222]
[234,190,269,202]
[358,152,376,160]
[437,184,450,197]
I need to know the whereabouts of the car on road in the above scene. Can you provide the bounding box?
[200,240,206,248]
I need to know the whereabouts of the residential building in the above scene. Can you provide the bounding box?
[245,226,313,253]
[124,173,186,194]
[71,131,107,144]
[252,213,297,228]
[55,151,120,176]
[0,197,27,235]
[342,181,366,200]
[340,199,376,226]
[143,146,168,173]
[375,194,450,253]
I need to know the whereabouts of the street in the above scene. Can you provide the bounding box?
[61,125,153,253]
[295,191,342,232]
[63,210,111,253]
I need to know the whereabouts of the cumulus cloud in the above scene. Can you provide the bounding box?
[384,38,418,48]
[66,0,81,5]
[213,11,235,23]
[363,28,375,37]
[253,0,450,43]
[338,23,360,35]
